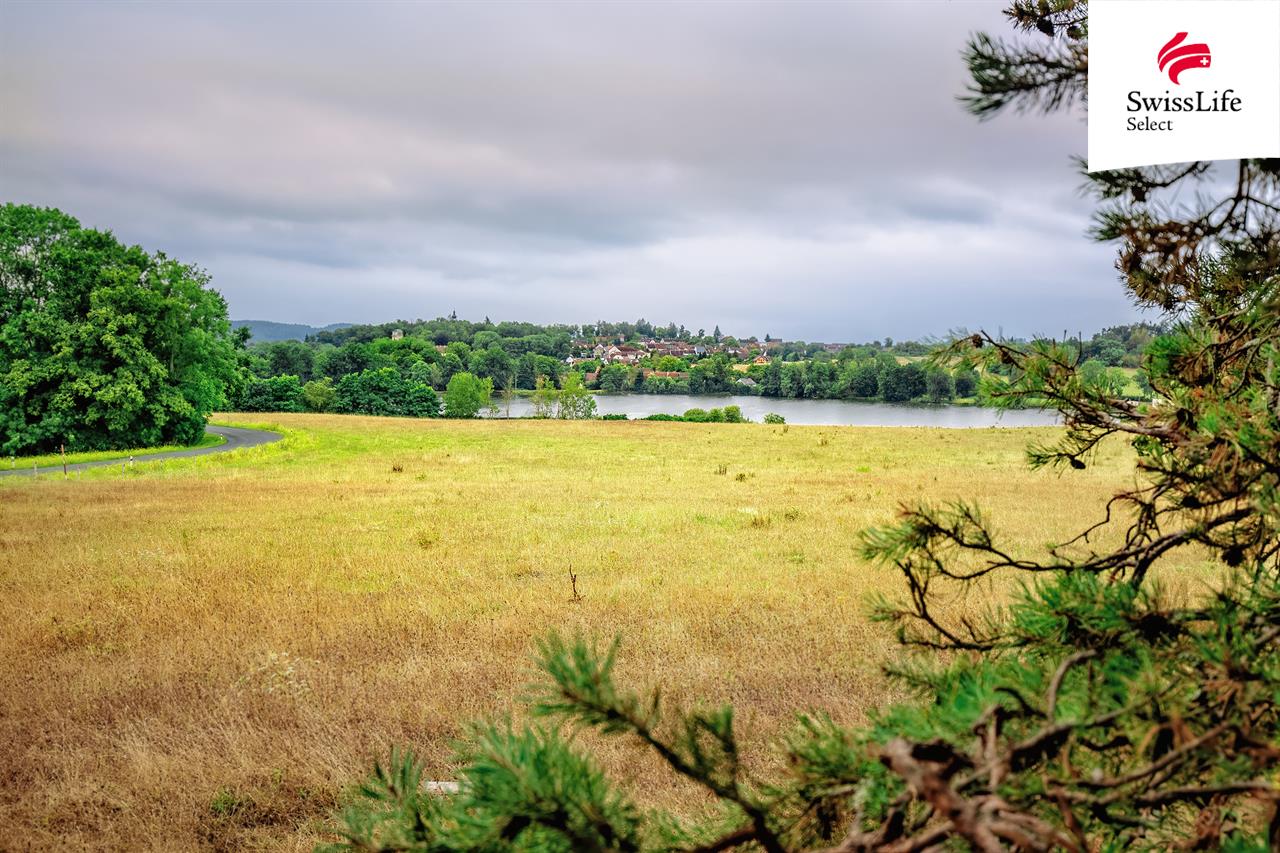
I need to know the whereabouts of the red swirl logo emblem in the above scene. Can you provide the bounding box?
[1158,33,1211,85]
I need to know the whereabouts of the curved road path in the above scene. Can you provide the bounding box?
[0,425,282,478]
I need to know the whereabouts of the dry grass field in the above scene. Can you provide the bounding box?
[0,413,1169,849]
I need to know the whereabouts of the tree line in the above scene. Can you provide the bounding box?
[1,199,1158,451]
[238,325,1156,416]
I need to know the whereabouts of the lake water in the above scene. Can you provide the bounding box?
[487,394,1058,428]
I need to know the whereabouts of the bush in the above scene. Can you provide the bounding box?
[238,375,304,412]
[722,404,744,423]
[763,412,785,424]
[301,377,336,412]
[600,413,628,420]
[335,368,440,417]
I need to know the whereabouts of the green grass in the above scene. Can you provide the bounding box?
[0,412,1191,848]
[7,432,224,470]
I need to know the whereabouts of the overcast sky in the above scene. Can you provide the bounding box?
[1,1,1143,341]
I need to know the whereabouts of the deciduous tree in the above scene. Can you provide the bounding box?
[0,204,241,453]
[442,372,493,419]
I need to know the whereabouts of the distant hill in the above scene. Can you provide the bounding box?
[232,320,352,342]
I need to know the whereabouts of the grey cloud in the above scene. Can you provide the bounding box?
[0,0,1139,338]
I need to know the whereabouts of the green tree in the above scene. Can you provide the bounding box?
[803,360,836,399]
[530,374,558,418]
[780,363,805,398]
[1080,357,1126,396]
[1095,337,1127,366]
[953,366,979,398]
[877,362,925,402]
[847,361,879,398]
[689,354,733,393]
[442,372,493,418]
[923,367,954,402]
[301,377,337,413]
[598,364,629,392]
[760,359,782,396]
[469,344,513,382]
[556,373,597,420]
[238,375,304,412]
[334,368,439,417]
[0,204,241,454]
[263,340,315,382]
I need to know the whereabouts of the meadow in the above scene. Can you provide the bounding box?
[0,414,1164,849]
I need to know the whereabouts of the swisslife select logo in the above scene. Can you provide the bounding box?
[1126,32,1241,132]
[1088,1,1280,172]
[1157,33,1211,83]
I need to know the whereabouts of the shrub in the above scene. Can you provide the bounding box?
[238,375,304,412]
[763,412,785,424]
[301,377,337,412]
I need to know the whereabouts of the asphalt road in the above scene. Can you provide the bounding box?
[0,425,282,478]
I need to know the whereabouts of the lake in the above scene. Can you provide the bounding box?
[487,393,1058,428]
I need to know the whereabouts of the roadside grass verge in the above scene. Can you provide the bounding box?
[6,431,226,470]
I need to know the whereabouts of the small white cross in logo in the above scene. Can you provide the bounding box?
[1201,57,1210,65]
